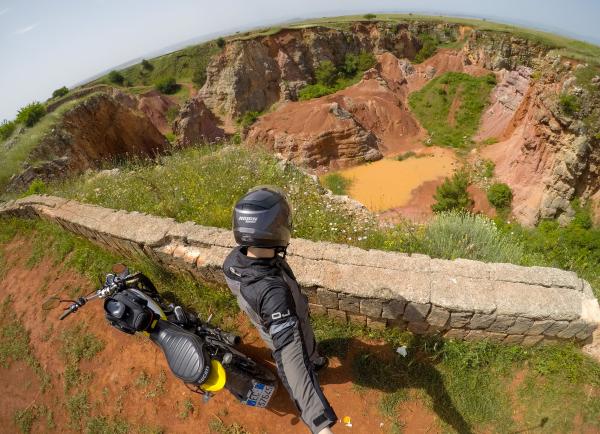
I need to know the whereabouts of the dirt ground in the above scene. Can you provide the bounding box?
[0,237,444,434]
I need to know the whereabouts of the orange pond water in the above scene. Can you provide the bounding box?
[332,147,458,212]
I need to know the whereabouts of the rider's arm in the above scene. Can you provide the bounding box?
[260,284,337,434]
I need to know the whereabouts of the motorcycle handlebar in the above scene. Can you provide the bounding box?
[59,306,75,320]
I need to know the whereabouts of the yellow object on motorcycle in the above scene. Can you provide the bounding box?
[201,360,227,392]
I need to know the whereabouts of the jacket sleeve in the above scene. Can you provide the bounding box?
[260,284,337,434]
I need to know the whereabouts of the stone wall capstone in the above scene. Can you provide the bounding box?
[1,195,599,351]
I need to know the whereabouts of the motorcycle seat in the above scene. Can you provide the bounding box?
[149,320,210,384]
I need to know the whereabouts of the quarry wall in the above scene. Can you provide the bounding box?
[1,195,599,348]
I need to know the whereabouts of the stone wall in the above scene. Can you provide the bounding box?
[1,195,599,349]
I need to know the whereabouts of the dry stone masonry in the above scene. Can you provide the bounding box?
[1,195,599,350]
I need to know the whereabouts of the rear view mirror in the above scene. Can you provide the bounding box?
[42,295,61,310]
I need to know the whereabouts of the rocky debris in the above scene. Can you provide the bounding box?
[5,91,168,192]
[172,97,225,146]
[463,30,548,70]
[246,96,382,170]
[1,195,598,353]
[7,157,69,191]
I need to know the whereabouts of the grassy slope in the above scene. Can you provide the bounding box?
[409,72,496,148]
[0,94,101,190]
[1,218,599,433]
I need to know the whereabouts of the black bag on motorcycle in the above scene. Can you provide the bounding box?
[104,290,154,334]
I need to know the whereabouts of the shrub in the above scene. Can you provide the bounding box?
[107,70,124,85]
[154,77,178,94]
[216,37,226,48]
[363,13,377,20]
[414,34,440,63]
[322,173,352,195]
[16,102,46,127]
[240,111,261,128]
[482,160,495,178]
[432,171,473,213]
[487,183,513,209]
[315,61,338,87]
[420,211,524,263]
[558,93,580,116]
[192,67,207,88]
[23,179,47,197]
[141,59,153,71]
[0,120,16,140]
[52,86,69,99]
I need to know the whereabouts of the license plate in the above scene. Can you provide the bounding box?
[242,382,276,408]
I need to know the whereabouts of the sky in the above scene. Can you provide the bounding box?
[1,0,599,120]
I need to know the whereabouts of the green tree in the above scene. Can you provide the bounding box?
[363,13,377,20]
[216,37,226,48]
[154,77,178,94]
[107,70,124,85]
[52,86,69,99]
[16,102,46,127]
[432,171,473,212]
[487,183,513,209]
[315,61,338,87]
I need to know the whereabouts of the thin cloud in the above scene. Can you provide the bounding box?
[15,23,38,35]
[0,8,9,16]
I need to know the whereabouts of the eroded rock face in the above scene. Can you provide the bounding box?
[199,22,461,120]
[480,59,600,226]
[172,97,225,146]
[246,97,382,170]
[6,91,167,192]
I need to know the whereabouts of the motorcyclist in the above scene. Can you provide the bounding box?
[223,186,337,434]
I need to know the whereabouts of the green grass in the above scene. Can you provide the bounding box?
[500,201,600,299]
[321,173,352,195]
[66,391,90,429]
[313,315,600,433]
[409,72,496,148]
[92,41,221,89]
[49,145,380,247]
[0,94,99,190]
[13,405,54,434]
[0,297,51,391]
[86,416,129,434]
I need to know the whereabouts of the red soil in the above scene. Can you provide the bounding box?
[138,90,179,134]
[0,237,445,433]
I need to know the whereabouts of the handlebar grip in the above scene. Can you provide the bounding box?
[59,308,72,320]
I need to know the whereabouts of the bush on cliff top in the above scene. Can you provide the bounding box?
[16,102,46,128]
[154,76,179,94]
[0,120,16,141]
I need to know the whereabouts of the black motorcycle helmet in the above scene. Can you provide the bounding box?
[232,186,292,249]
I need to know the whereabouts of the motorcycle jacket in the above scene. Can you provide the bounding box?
[223,246,337,433]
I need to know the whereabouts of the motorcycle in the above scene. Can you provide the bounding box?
[42,264,277,408]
